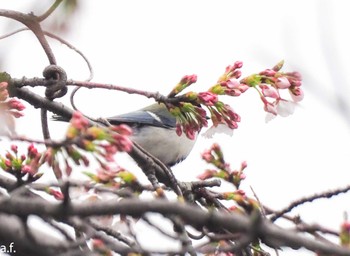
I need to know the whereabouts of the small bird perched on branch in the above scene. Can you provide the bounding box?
[54,103,197,167]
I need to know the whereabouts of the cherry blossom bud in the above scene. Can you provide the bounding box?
[169,75,198,97]
[11,145,18,154]
[70,111,89,130]
[185,126,196,140]
[290,80,302,87]
[5,152,13,160]
[5,159,11,168]
[276,77,291,89]
[259,84,279,99]
[241,161,247,170]
[201,149,213,162]
[233,61,243,69]
[262,98,278,115]
[197,169,215,180]
[259,69,276,77]
[112,124,133,136]
[286,71,302,81]
[28,144,39,159]
[289,87,304,102]
[176,124,182,136]
[237,83,249,93]
[21,165,34,175]
[180,74,197,85]
[232,70,242,78]
[7,98,26,111]
[272,60,284,71]
[342,222,350,232]
[198,92,218,106]
[112,134,133,152]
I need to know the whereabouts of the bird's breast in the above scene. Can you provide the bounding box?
[130,126,196,166]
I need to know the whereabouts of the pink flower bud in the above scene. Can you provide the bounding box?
[272,60,284,71]
[342,222,350,232]
[234,61,243,69]
[185,127,196,140]
[198,92,218,106]
[180,74,197,85]
[5,159,11,167]
[225,119,238,129]
[262,98,278,115]
[259,84,279,99]
[175,124,182,136]
[259,69,276,77]
[201,150,213,162]
[237,84,249,93]
[71,111,89,130]
[197,169,215,180]
[112,124,133,136]
[241,161,247,170]
[235,189,246,196]
[28,144,39,158]
[232,70,242,79]
[286,71,302,81]
[276,77,291,89]
[289,87,304,102]
[112,133,133,152]
[21,165,34,175]
[11,145,18,154]
[290,79,302,87]
[7,98,25,111]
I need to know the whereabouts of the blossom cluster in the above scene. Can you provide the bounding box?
[198,143,259,213]
[167,60,303,139]
[168,63,247,139]
[67,111,133,156]
[168,102,208,140]
[46,111,134,178]
[84,166,139,188]
[168,74,198,98]
[0,143,43,182]
[198,143,247,189]
[241,60,303,120]
[0,143,65,199]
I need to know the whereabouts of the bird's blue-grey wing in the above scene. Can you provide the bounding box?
[107,110,176,129]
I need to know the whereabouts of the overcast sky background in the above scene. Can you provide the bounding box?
[1,1,350,255]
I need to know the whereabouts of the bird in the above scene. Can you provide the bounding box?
[54,103,197,166]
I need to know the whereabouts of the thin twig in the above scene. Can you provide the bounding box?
[37,0,64,22]
[270,184,350,222]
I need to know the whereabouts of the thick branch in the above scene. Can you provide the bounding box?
[0,197,350,255]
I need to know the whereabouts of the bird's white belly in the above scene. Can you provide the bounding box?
[131,126,196,165]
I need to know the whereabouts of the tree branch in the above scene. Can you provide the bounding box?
[0,197,350,255]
